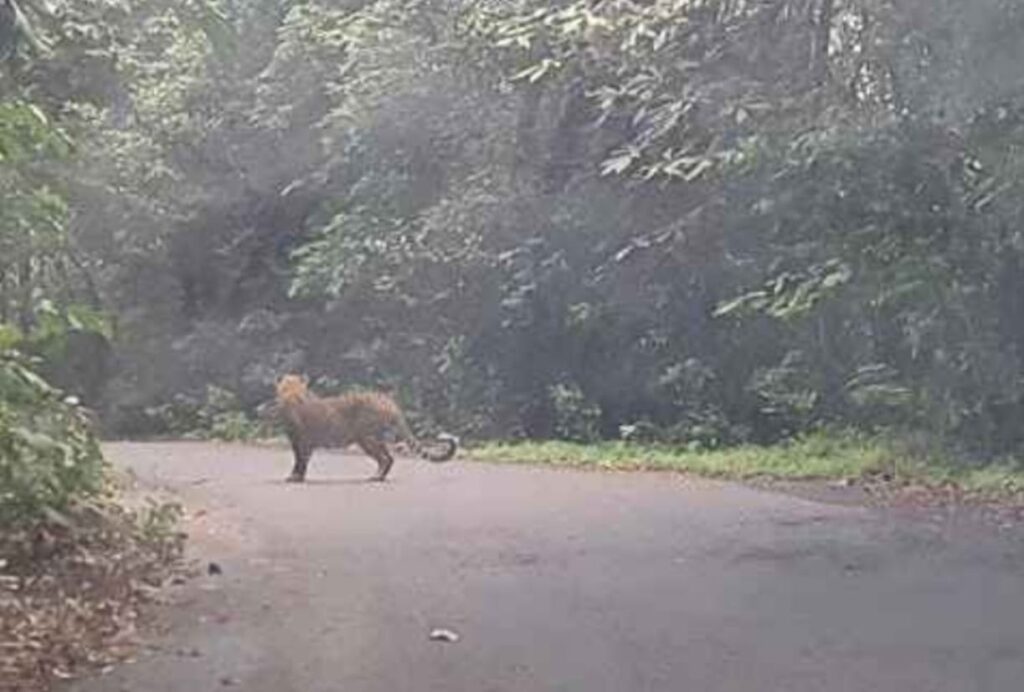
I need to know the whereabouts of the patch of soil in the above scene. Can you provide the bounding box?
[760,474,1024,536]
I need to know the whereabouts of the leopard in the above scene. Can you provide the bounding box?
[273,374,458,482]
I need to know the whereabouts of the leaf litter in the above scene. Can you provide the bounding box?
[0,498,186,692]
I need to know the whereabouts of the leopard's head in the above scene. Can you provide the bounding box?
[275,373,310,404]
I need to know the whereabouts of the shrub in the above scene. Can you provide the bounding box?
[549,382,602,443]
[0,352,105,527]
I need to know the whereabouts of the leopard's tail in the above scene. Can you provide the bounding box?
[398,418,459,462]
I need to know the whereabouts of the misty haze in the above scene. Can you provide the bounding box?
[3,1,1024,691]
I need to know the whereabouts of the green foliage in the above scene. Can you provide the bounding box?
[715,261,853,322]
[549,382,601,443]
[0,352,105,526]
[0,101,68,161]
[0,0,1020,473]
[0,100,71,287]
[142,384,267,441]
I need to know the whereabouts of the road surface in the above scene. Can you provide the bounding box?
[71,442,1024,692]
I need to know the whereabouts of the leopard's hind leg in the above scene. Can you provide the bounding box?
[358,438,394,482]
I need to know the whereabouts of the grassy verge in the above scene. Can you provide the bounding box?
[469,433,1024,493]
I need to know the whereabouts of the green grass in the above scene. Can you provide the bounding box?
[470,432,1024,492]
[918,462,1024,494]
[470,433,898,481]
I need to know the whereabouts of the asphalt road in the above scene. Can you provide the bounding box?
[70,442,1024,692]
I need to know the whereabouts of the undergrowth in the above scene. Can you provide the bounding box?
[470,432,1024,492]
[0,491,186,691]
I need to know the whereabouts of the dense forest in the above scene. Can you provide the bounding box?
[4,0,1024,505]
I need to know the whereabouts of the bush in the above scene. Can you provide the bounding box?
[139,384,268,441]
[0,352,106,527]
[549,383,602,443]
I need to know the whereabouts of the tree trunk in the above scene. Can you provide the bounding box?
[810,0,835,86]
